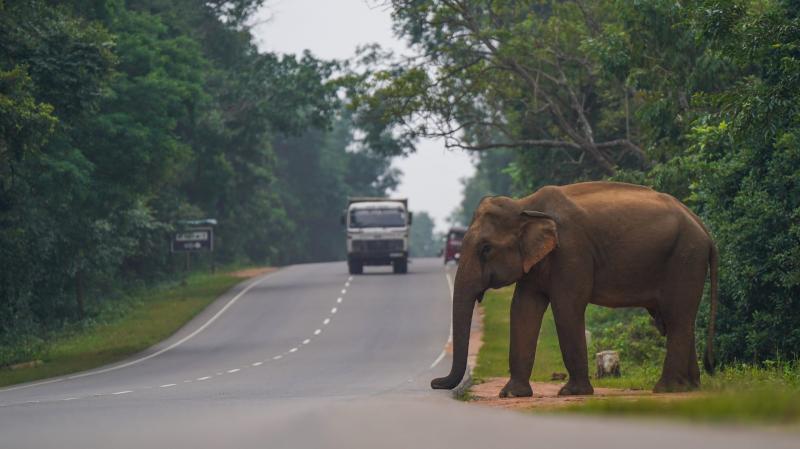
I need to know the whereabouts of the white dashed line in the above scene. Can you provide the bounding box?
[160,384,176,388]
[196,376,211,381]
[112,390,132,395]
[345,282,350,287]
[323,318,331,325]
[227,369,240,374]
[302,339,311,345]
[331,307,338,314]
[183,380,192,383]
[314,329,321,335]
[252,362,263,367]
[289,347,298,353]
[336,297,342,303]
[348,276,353,282]
[273,355,283,360]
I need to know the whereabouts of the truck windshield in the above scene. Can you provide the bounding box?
[350,208,406,228]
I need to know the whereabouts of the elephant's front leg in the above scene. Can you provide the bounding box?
[551,298,594,396]
[499,280,548,398]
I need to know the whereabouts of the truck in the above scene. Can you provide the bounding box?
[342,197,412,275]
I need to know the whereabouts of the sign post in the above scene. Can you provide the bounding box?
[172,219,217,273]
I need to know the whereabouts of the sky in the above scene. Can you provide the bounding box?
[252,0,475,231]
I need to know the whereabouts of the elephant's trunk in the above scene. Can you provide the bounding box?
[431,271,478,390]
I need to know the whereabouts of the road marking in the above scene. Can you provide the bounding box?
[430,269,456,370]
[314,329,321,335]
[348,276,353,282]
[331,307,337,314]
[345,281,350,287]
[341,289,346,294]
[160,384,176,388]
[62,397,78,401]
[336,297,343,303]
[323,318,331,325]
[430,350,447,369]
[0,274,274,395]
[302,339,310,345]
[183,380,192,383]
[273,355,283,360]
[227,369,240,373]
[289,347,298,353]
[112,390,132,395]
[252,362,263,367]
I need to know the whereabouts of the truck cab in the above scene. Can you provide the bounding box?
[343,198,412,274]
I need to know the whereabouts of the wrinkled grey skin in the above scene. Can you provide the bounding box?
[431,182,718,397]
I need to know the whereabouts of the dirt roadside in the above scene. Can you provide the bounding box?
[230,267,279,278]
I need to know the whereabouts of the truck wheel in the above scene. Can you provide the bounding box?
[392,259,407,274]
[348,260,363,275]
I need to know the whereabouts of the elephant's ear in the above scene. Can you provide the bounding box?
[519,211,558,273]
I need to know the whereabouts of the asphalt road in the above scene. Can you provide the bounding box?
[0,258,796,449]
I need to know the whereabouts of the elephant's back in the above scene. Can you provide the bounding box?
[541,181,708,262]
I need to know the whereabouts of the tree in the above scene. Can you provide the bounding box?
[410,211,440,257]
[357,0,648,183]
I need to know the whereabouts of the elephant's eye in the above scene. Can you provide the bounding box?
[479,243,491,260]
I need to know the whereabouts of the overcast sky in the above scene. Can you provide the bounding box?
[252,0,475,231]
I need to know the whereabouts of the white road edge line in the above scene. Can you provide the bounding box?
[0,274,271,394]
[430,270,456,369]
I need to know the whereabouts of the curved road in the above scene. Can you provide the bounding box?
[0,258,795,448]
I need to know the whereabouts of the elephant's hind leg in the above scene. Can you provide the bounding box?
[500,280,548,398]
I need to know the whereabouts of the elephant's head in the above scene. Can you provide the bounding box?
[431,196,558,389]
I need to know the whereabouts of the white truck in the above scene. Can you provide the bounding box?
[342,197,412,274]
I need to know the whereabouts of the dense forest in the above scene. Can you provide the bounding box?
[0,0,403,365]
[357,0,799,366]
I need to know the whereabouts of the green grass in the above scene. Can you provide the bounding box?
[0,271,248,388]
[472,287,800,425]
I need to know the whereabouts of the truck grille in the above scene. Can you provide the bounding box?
[353,239,404,252]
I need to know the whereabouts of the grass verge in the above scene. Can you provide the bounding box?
[472,286,800,425]
[0,271,250,388]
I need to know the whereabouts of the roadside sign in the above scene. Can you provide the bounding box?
[171,227,213,252]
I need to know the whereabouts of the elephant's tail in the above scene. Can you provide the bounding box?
[703,242,719,375]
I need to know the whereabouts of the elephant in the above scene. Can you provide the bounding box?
[431,181,718,397]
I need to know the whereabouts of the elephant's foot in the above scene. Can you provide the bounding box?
[499,378,533,398]
[558,379,594,396]
[653,377,698,393]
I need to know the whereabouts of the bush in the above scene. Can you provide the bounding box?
[586,306,665,368]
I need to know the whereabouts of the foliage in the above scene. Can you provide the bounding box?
[0,0,398,366]
[585,306,665,366]
[376,0,800,366]
[409,211,440,257]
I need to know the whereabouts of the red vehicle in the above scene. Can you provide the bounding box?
[443,226,466,264]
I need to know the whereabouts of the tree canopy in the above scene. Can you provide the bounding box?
[0,0,398,365]
[365,0,800,364]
